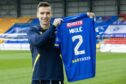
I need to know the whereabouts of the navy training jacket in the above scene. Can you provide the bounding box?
[27,24,64,80]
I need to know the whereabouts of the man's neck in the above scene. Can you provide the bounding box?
[40,23,50,30]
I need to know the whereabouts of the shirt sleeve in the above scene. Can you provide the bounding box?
[90,18,96,77]
[27,25,56,47]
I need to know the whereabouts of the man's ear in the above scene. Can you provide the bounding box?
[36,11,39,18]
[50,11,53,18]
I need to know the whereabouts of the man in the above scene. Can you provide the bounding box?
[27,2,64,84]
[27,2,95,84]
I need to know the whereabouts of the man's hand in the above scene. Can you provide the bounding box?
[87,12,95,18]
[53,18,63,27]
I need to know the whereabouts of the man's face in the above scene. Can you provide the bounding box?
[37,6,52,26]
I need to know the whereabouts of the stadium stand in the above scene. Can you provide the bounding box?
[0,17,31,34]
[104,38,126,44]
[119,14,126,20]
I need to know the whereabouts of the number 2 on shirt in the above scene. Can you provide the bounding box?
[72,35,85,55]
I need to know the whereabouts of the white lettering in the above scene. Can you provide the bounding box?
[69,26,83,34]
[72,56,91,63]
[67,20,83,28]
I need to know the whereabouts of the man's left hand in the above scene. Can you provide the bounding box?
[87,12,95,18]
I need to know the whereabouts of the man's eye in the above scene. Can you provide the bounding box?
[47,12,50,15]
[40,12,44,14]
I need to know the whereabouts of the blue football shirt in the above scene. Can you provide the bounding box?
[55,13,96,82]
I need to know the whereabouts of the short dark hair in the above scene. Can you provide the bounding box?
[37,2,51,8]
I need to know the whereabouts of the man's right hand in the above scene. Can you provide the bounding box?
[87,12,95,18]
[53,18,63,27]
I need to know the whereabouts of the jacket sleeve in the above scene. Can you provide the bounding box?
[27,25,56,47]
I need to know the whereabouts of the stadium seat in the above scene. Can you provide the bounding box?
[104,38,126,44]
[0,17,31,34]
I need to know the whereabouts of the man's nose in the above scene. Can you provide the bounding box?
[43,14,47,18]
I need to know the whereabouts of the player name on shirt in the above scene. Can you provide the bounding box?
[69,26,83,34]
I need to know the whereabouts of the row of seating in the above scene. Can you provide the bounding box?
[0,17,32,34]
[104,38,126,44]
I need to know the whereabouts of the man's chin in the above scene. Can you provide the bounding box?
[42,23,50,26]
[43,23,49,25]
